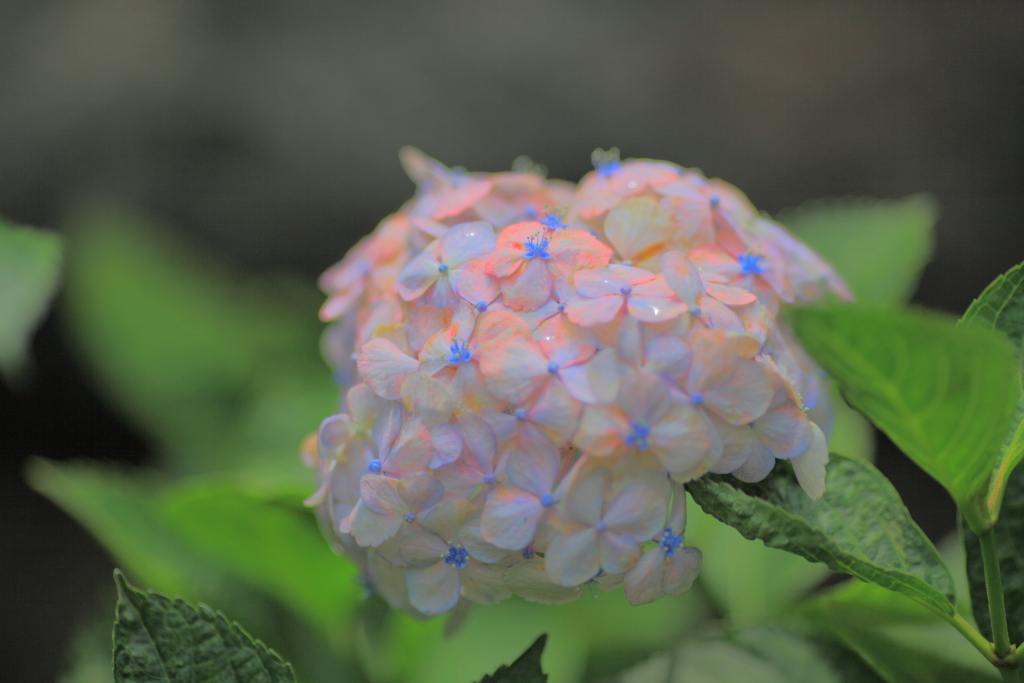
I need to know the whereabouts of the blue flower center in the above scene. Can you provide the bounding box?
[547,361,560,374]
[539,211,568,231]
[444,546,469,570]
[522,547,535,559]
[709,195,720,208]
[368,459,382,473]
[404,512,416,523]
[619,285,633,295]
[625,422,651,451]
[592,148,622,177]
[658,527,684,558]
[437,263,450,273]
[691,393,704,406]
[540,493,554,507]
[447,339,472,365]
[476,301,488,312]
[737,253,765,275]
[515,408,529,421]
[483,472,495,485]
[595,520,608,532]
[524,205,538,220]
[524,236,551,260]
[689,306,702,318]
[557,301,567,312]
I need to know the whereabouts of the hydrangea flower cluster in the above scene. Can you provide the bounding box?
[304,148,850,617]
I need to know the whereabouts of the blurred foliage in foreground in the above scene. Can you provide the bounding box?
[19,193,1019,682]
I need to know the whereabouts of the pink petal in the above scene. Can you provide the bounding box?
[396,251,441,301]
[459,562,511,604]
[478,336,550,404]
[548,229,614,269]
[429,424,463,468]
[535,316,596,367]
[732,447,775,483]
[791,423,829,499]
[554,363,595,404]
[618,372,673,426]
[440,221,496,267]
[603,197,671,261]
[703,360,774,426]
[649,404,723,480]
[663,546,702,595]
[399,530,450,568]
[603,471,670,539]
[705,282,756,306]
[457,413,497,472]
[586,348,624,403]
[573,405,628,457]
[406,562,461,615]
[711,419,762,475]
[398,471,445,512]
[755,404,812,459]
[447,362,504,415]
[358,338,420,400]
[486,222,537,277]
[529,381,583,444]
[574,268,626,298]
[545,527,601,587]
[480,485,545,550]
[400,372,452,427]
[661,251,703,306]
[449,261,500,305]
[504,559,584,604]
[623,548,667,606]
[359,474,405,515]
[627,296,687,323]
[564,295,624,327]
[346,500,403,547]
[562,467,609,526]
[506,443,560,497]
[644,335,691,378]
[630,277,675,298]
[500,257,553,311]
[599,531,641,575]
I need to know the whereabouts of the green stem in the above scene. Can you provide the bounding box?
[918,601,998,665]
[998,667,1020,683]
[980,528,1014,658]
[1009,644,1024,667]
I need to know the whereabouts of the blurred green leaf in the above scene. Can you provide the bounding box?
[0,218,62,379]
[26,458,206,600]
[800,581,1000,683]
[687,454,956,616]
[62,201,335,477]
[28,458,360,643]
[476,634,547,683]
[617,626,845,683]
[963,464,1024,647]
[778,194,938,306]
[156,478,360,636]
[686,502,830,626]
[958,261,1024,524]
[113,570,296,683]
[792,305,1019,528]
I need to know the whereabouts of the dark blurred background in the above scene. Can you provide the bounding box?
[2,1,1022,681]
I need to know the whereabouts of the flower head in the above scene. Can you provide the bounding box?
[308,148,847,616]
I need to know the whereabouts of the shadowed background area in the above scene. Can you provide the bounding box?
[1,1,1022,681]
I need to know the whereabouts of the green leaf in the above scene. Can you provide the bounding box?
[0,218,62,379]
[685,502,831,626]
[62,201,335,477]
[791,305,1019,527]
[28,458,359,637]
[777,194,938,306]
[963,463,1024,646]
[113,570,295,683]
[686,454,956,616]
[617,626,849,683]
[958,261,1024,522]
[26,458,206,600]
[800,581,1000,683]
[476,634,548,683]
[156,478,360,634]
